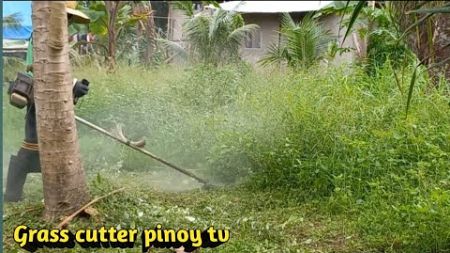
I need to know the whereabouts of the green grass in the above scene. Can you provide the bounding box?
[3,60,450,252]
[3,174,364,253]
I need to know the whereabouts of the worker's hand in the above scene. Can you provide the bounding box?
[73,79,90,99]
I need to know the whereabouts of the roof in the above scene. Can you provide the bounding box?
[217,1,334,13]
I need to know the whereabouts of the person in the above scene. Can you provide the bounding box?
[70,32,96,55]
[4,2,92,202]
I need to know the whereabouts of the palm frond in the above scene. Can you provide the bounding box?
[263,13,332,68]
[181,8,257,64]
[173,1,195,17]
[280,13,296,30]
[227,24,259,45]
[3,13,23,30]
[259,43,289,66]
[156,38,188,60]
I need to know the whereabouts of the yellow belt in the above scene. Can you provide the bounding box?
[21,141,39,151]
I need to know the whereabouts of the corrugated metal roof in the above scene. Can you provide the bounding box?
[217,1,334,13]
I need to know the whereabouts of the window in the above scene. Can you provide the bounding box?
[244,30,261,49]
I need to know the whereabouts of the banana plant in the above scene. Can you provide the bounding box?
[74,1,148,69]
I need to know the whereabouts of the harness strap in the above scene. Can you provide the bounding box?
[21,141,39,151]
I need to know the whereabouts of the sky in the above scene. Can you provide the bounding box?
[3,1,32,27]
[3,1,32,40]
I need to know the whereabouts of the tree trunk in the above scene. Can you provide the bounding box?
[133,3,145,63]
[32,1,90,221]
[105,1,119,70]
[134,1,157,65]
[432,14,450,81]
[145,2,157,65]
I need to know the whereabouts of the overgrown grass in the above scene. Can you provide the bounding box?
[3,60,450,252]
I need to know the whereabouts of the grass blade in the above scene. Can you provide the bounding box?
[393,69,404,95]
[406,64,419,118]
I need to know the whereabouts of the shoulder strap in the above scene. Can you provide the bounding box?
[26,34,33,72]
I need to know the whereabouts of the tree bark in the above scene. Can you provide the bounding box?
[144,2,157,65]
[432,14,450,81]
[32,1,90,221]
[105,1,120,70]
[134,1,157,65]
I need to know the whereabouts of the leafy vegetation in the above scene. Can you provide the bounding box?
[340,1,450,115]
[260,13,332,68]
[4,59,450,252]
[163,8,258,65]
[3,1,450,252]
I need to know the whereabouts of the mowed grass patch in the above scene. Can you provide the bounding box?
[3,173,365,253]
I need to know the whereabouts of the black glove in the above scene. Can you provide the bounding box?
[73,79,90,99]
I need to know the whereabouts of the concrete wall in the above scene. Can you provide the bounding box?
[319,14,366,65]
[239,13,366,66]
[239,13,281,65]
[167,3,188,42]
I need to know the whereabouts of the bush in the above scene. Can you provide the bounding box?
[229,64,450,251]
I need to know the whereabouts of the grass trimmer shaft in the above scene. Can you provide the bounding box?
[75,115,211,187]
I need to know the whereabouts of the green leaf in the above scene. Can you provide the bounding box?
[342,1,366,45]
[408,4,450,14]
[406,64,420,118]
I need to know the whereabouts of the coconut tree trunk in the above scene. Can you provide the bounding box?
[32,1,90,220]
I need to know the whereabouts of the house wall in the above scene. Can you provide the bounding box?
[167,5,367,66]
[167,3,187,42]
[319,14,366,65]
[240,12,366,66]
[240,13,281,65]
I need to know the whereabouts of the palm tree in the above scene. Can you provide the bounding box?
[259,13,333,68]
[163,6,259,65]
[32,1,90,220]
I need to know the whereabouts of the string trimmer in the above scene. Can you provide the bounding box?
[74,116,212,188]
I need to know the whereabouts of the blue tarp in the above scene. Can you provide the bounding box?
[3,1,32,40]
[3,26,32,40]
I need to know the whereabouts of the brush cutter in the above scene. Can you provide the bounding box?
[74,116,212,188]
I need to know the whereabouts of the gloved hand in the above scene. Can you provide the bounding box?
[73,79,90,99]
